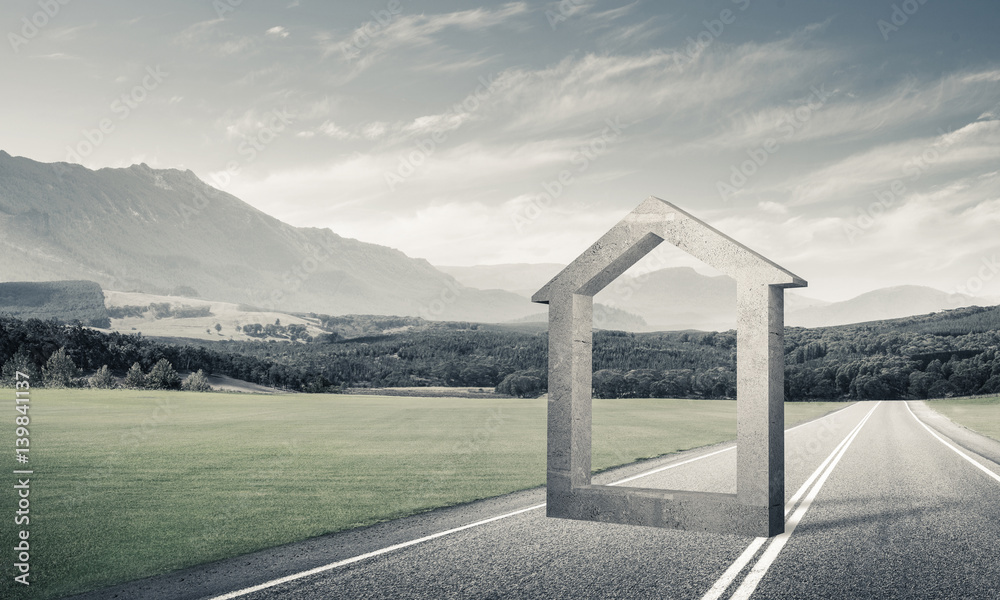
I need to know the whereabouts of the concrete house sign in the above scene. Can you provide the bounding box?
[532,196,807,537]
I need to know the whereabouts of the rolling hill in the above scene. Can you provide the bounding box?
[786,285,990,328]
[0,280,109,327]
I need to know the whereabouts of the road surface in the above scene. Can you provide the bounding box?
[73,401,1000,600]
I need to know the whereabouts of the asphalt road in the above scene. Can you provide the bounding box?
[74,401,1000,600]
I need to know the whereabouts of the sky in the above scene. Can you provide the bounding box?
[2,0,1000,302]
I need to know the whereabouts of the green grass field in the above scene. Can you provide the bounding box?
[0,389,848,599]
[925,396,1000,442]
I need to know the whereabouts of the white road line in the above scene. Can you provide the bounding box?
[612,402,856,488]
[700,537,768,600]
[207,503,547,600]
[783,404,868,517]
[609,446,735,486]
[209,405,860,599]
[725,401,882,600]
[208,442,732,600]
[904,401,1000,484]
[700,402,874,600]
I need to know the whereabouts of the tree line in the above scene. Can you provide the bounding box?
[1,304,999,400]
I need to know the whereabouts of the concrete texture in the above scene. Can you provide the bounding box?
[533,196,807,537]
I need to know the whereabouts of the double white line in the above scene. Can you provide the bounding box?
[701,401,883,600]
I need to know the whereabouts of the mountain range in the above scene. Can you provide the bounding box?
[439,264,999,330]
[2,150,995,332]
[0,151,536,322]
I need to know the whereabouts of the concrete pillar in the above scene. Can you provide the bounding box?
[547,293,593,516]
[736,281,785,536]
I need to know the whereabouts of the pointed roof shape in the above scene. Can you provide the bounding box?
[532,196,805,303]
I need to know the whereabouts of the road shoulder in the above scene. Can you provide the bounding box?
[908,400,1000,467]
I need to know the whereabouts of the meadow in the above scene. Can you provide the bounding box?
[1,389,846,599]
[925,395,1000,442]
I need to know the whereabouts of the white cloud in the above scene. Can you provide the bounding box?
[327,3,529,74]
[319,120,353,140]
[401,112,469,137]
[587,2,640,24]
[174,18,254,56]
[776,118,1000,207]
[297,97,339,120]
[758,201,788,215]
[480,32,840,142]
[217,108,294,139]
[701,68,1000,151]
[960,69,1000,84]
[707,169,1000,300]
[411,55,497,73]
[597,20,662,50]
[361,121,389,140]
[266,26,290,39]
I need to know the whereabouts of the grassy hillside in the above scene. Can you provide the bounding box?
[104,290,329,342]
[0,389,846,599]
[0,280,109,327]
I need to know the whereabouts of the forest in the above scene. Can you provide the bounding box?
[1,303,999,401]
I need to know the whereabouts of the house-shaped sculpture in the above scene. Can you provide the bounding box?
[532,196,806,537]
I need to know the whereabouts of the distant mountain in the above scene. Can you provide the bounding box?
[786,285,992,328]
[440,263,998,331]
[441,263,741,330]
[785,292,831,313]
[438,263,564,298]
[440,262,653,330]
[0,151,536,322]
[512,303,649,332]
[596,266,737,331]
